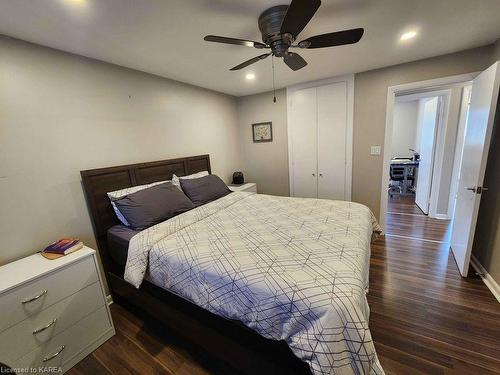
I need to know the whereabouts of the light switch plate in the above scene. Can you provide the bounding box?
[370,146,381,155]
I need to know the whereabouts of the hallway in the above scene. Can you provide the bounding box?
[385,196,451,242]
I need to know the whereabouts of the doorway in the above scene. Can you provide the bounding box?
[380,73,476,242]
[389,93,444,217]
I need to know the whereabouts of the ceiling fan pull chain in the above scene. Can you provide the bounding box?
[272,54,277,103]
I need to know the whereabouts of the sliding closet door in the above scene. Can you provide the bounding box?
[289,86,318,198]
[317,82,347,200]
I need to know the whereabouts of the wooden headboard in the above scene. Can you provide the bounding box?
[80,154,211,274]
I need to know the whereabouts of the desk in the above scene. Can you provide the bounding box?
[390,160,419,196]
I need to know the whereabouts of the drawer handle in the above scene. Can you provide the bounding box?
[42,345,65,362]
[21,289,48,304]
[33,318,57,335]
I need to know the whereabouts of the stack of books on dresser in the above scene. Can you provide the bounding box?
[41,238,83,259]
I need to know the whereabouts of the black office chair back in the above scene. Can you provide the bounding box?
[390,166,405,181]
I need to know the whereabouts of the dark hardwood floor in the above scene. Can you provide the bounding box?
[69,302,234,375]
[387,195,426,216]
[369,236,500,374]
[68,197,500,375]
[385,196,452,242]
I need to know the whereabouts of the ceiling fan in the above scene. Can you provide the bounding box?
[203,0,364,72]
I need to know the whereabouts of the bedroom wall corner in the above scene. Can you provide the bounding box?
[493,38,500,62]
[236,89,290,196]
[0,35,241,282]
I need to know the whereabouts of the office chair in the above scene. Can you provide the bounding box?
[389,165,405,197]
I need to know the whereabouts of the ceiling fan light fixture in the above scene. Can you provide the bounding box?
[204,0,363,72]
[245,73,256,80]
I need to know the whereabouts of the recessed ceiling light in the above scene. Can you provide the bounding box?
[245,73,255,80]
[63,0,87,7]
[400,30,417,41]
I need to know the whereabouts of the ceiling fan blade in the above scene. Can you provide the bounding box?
[298,28,364,49]
[283,52,307,71]
[230,53,271,71]
[280,0,321,38]
[204,35,267,49]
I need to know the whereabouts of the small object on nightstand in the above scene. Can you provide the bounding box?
[41,238,83,260]
[228,182,257,193]
[0,246,115,371]
[232,171,244,185]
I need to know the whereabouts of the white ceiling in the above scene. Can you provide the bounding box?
[1,0,499,97]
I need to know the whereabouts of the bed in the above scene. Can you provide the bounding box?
[81,154,384,375]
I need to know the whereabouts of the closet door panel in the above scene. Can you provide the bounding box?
[290,87,318,198]
[317,82,347,200]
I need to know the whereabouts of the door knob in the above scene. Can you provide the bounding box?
[466,187,476,192]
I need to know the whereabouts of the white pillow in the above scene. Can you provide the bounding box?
[107,180,170,226]
[172,171,209,189]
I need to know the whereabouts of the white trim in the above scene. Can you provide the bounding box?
[386,212,424,217]
[106,294,114,305]
[433,213,450,220]
[470,254,500,303]
[448,85,472,220]
[428,92,451,219]
[379,72,479,231]
[286,74,354,200]
[385,233,448,244]
[345,77,354,201]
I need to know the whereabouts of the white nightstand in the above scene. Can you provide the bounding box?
[0,246,115,373]
[228,182,257,193]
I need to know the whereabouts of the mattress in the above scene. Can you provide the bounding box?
[123,192,384,375]
[107,225,138,267]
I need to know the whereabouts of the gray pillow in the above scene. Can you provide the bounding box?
[180,174,231,206]
[113,182,194,230]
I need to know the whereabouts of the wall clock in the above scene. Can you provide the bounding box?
[252,122,273,143]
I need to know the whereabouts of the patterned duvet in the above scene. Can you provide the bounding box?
[125,192,384,375]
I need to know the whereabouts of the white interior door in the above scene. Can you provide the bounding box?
[451,62,499,277]
[415,97,439,214]
[289,86,318,198]
[317,82,347,200]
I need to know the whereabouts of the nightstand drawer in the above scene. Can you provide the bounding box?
[11,306,112,370]
[0,255,98,332]
[0,281,105,363]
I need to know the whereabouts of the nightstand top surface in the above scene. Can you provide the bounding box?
[0,246,95,293]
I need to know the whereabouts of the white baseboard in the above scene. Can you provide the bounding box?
[433,214,450,220]
[470,254,500,303]
[106,294,114,306]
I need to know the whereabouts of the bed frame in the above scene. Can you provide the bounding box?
[80,154,311,375]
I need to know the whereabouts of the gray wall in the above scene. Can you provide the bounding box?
[236,89,289,196]
[353,45,494,219]
[391,101,419,158]
[494,39,500,61]
[0,36,240,266]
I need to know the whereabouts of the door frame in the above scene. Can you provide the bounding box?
[286,74,354,200]
[379,72,478,231]
[394,91,450,217]
[448,85,473,219]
